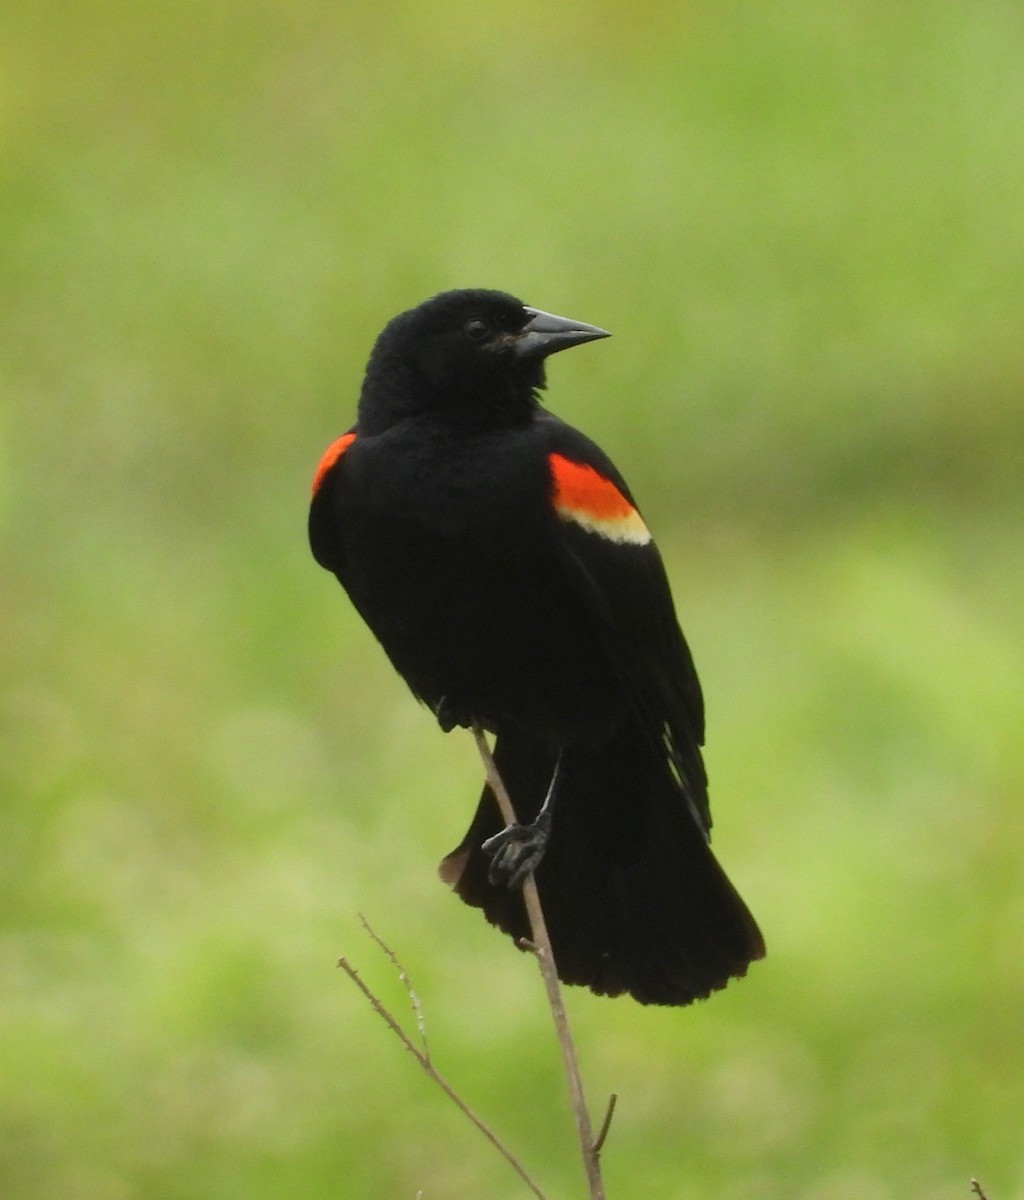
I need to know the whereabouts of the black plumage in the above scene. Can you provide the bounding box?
[309,288,763,1005]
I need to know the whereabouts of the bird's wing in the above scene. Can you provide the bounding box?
[537,413,711,835]
[308,428,358,578]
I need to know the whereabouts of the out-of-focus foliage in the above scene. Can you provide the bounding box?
[2,2,1022,1197]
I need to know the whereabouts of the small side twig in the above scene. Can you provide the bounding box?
[338,922,548,1200]
[593,1093,619,1157]
[472,722,607,1200]
[358,912,429,1059]
[971,1179,991,1200]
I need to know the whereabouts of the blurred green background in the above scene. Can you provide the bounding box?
[3,1,1022,1197]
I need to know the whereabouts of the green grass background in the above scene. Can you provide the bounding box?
[3,1,1023,1197]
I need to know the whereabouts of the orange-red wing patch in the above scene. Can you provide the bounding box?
[549,453,651,544]
[311,432,356,496]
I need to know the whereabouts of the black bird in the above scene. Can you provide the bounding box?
[309,288,763,1005]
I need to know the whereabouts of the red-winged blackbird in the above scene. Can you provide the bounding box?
[309,289,764,1006]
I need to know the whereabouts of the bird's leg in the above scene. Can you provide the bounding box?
[482,752,563,890]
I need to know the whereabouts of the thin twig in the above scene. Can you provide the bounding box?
[359,912,430,1060]
[971,1179,991,1200]
[593,1093,619,1157]
[338,936,548,1200]
[472,722,607,1200]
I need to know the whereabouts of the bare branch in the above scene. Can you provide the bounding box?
[971,1180,992,1200]
[359,912,430,1062]
[472,722,607,1200]
[338,932,549,1200]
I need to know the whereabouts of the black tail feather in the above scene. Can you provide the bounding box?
[439,729,764,1007]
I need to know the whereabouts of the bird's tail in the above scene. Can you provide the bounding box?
[439,728,764,1006]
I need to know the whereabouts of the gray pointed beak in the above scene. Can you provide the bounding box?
[512,306,611,359]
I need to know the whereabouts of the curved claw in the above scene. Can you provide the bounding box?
[435,696,472,733]
[482,811,552,889]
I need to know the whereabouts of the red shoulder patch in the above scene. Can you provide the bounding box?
[311,432,356,497]
[549,453,651,544]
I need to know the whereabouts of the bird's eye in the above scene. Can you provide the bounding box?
[463,317,494,342]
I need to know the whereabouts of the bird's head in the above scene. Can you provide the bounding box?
[357,289,610,433]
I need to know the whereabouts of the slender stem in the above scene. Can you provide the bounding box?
[472,723,606,1200]
[338,949,549,1200]
[593,1093,619,1157]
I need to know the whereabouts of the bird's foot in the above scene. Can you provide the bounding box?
[482,810,552,889]
[434,696,472,733]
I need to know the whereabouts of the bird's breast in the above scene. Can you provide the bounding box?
[338,426,617,739]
